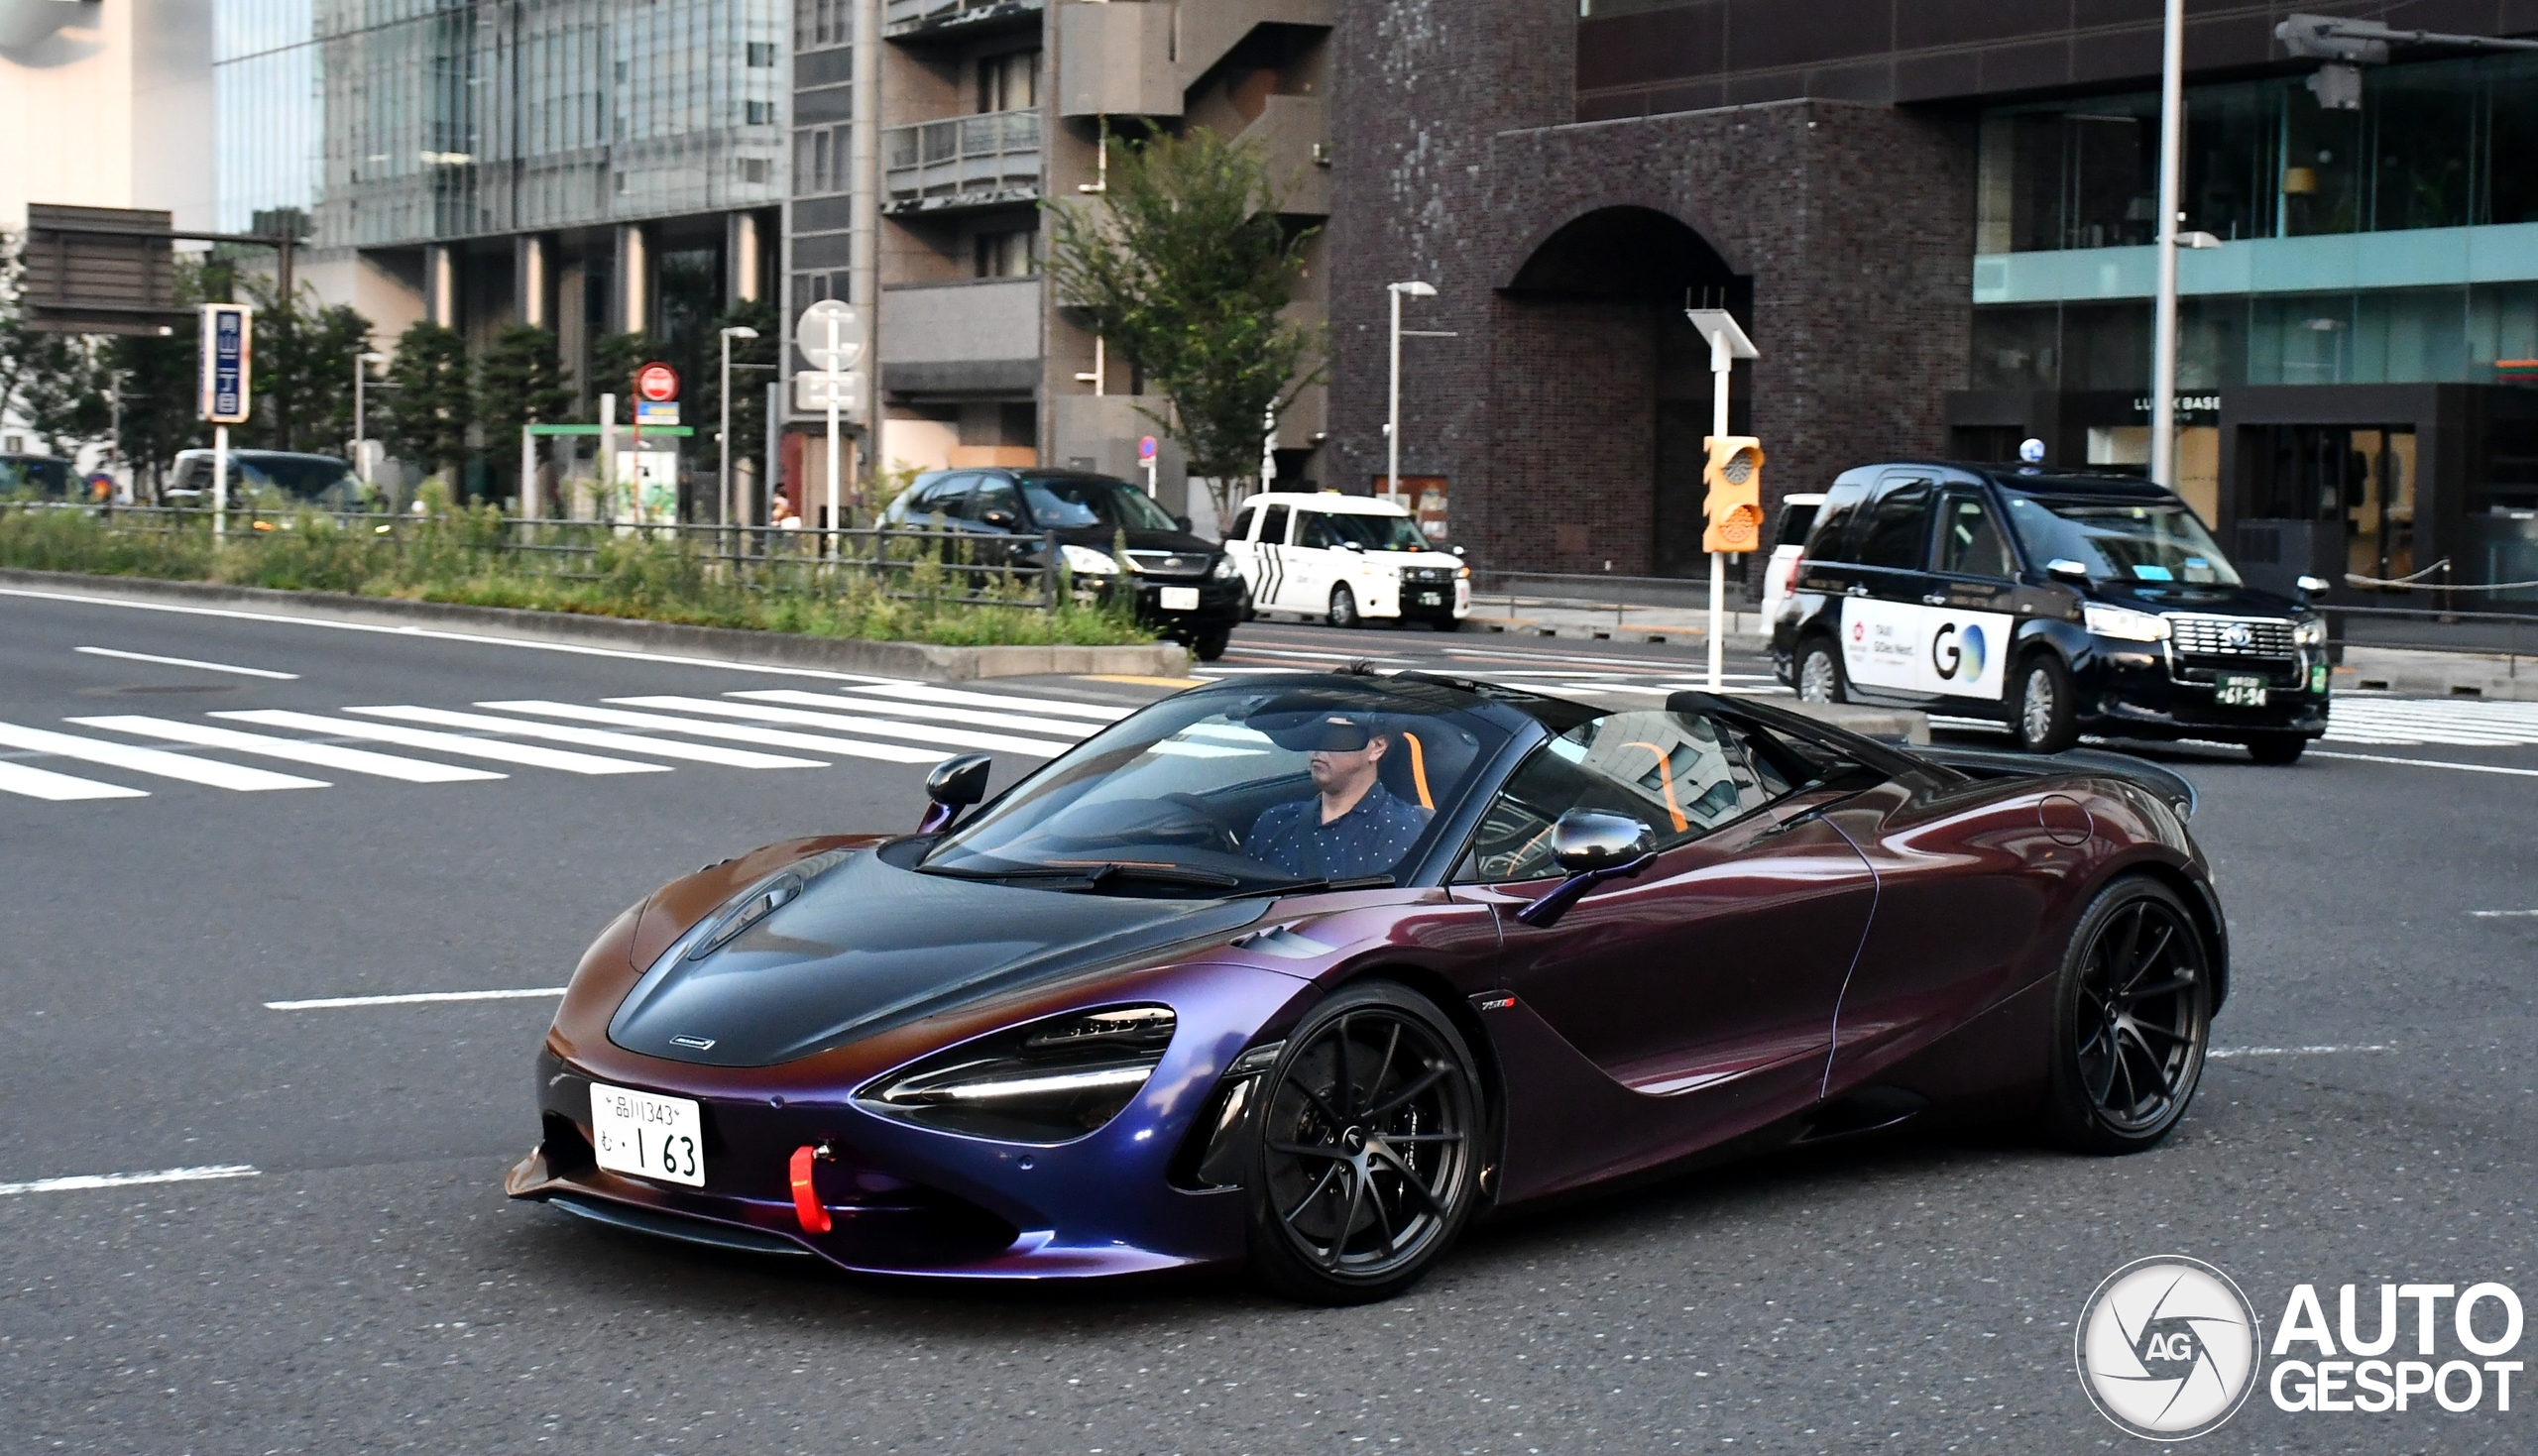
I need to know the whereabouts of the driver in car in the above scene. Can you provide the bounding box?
[1244,713,1432,880]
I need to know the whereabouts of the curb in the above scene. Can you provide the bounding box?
[0,569,1192,683]
[1461,614,1773,651]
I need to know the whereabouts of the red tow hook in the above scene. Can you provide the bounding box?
[789,1144,834,1235]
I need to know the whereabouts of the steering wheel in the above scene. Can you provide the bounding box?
[1161,793,1245,855]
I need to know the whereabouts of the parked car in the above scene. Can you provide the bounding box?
[1772,462,2330,762]
[881,468,1247,660]
[1220,491,1470,629]
[0,453,73,499]
[164,449,370,510]
[509,673,2226,1301]
[1758,491,1827,626]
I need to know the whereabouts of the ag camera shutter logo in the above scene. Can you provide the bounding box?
[2076,1257,2261,1440]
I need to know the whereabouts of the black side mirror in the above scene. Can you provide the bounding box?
[981,509,1016,529]
[2044,558,2090,583]
[917,753,992,835]
[1516,811,1656,929]
[1174,514,1194,533]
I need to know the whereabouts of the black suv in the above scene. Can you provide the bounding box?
[1771,462,2330,763]
[882,469,1248,660]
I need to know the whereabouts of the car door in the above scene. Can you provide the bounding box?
[1454,706,1879,1183]
[1838,471,1942,704]
[962,473,1027,578]
[1288,508,1350,616]
[1919,486,2021,710]
[1251,503,1296,610]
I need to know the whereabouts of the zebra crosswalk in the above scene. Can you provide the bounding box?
[2322,696,2538,748]
[0,679,1142,807]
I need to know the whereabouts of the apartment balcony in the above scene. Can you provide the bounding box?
[882,109,1042,216]
[885,0,1041,43]
[1058,1,1179,119]
[879,278,1045,396]
[1234,93,1327,216]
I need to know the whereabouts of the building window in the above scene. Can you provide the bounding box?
[748,42,777,68]
[979,51,1039,114]
[738,158,770,184]
[976,229,1037,279]
[747,100,775,126]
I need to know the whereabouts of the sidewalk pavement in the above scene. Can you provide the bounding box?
[1461,600,1773,651]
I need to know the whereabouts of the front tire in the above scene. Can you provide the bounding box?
[2041,877,2213,1155]
[2015,651,2079,753]
[1327,584,1361,629]
[1192,627,1231,663]
[1796,639,1845,705]
[1246,982,1483,1304]
[2246,733,2307,765]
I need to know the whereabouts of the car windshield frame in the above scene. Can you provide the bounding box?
[1324,510,1439,553]
[916,680,1523,895]
[1998,490,2243,587]
[1017,475,1182,534]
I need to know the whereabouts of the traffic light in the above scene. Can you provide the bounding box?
[1701,436,1765,554]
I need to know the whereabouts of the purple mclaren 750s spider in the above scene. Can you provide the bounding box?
[508,671,2225,1303]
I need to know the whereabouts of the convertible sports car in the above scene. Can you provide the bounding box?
[508,672,2226,1303]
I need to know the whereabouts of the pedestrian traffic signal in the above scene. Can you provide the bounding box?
[1702,436,1765,553]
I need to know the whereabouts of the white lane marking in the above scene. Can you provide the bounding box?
[1220,644,1421,664]
[739,688,1098,739]
[2324,698,2538,747]
[609,695,1077,759]
[212,710,670,776]
[840,681,1134,723]
[0,586,900,680]
[342,705,824,768]
[0,1164,260,1196]
[2470,909,2538,918]
[66,715,507,783]
[265,986,567,1010]
[2310,750,2538,779]
[75,645,299,679]
[477,700,947,765]
[2207,1045,2393,1059]
[0,721,327,791]
[0,759,151,801]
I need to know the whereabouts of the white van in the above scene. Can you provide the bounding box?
[1221,492,1470,629]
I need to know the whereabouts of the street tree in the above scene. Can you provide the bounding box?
[379,320,472,484]
[475,324,575,498]
[234,275,374,456]
[589,331,652,415]
[1045,125,1323,523]
[689,298,779,481]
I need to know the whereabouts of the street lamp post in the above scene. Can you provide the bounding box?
[2150,0,2185,490]
[1386,281,1436,508]
[353,351,387,491]
[719,325,760,530]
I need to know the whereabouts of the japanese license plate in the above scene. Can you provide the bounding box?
[2215,674,2269,708]
[590,1082,705,1186]
[1159,586,1200,612]
[1417,591,1442,606]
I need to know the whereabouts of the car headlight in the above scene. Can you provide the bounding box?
[2083,604,2171,642]
[1059,544,1119,577]
[856,1006,1175,1143]
[1211,553,1241,581]
[2293,617,2328,647]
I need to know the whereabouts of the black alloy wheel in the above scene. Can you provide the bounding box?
[2042,877,2212,1154]
[2015,651,2079,753]
[1796,640,1845,705]
[1327,584,1362,629]
[2245,732,2307,765]
[1247,982,1482,1304]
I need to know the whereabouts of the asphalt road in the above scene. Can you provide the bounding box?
[3,584,2535,1455]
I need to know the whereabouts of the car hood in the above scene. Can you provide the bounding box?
[1043,524,1217,556]
[2087,579,2306,617]
[607,846,1269,1067]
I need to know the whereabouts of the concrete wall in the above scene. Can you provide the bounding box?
[879,277,1047,395]
[0,0,213,232]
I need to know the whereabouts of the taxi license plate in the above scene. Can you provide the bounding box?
[1159,586,1200,612]
[590,1082,705,1186]
[1417,591,1442,606]
[2215,674,2269,708]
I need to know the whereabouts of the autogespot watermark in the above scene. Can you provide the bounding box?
[2076,1258,2526,1439]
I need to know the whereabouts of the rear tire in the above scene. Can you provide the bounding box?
[2246,733,2307,765]
[1246,982,1483,1305]
[1796,639,1845,705]
[1192,627,1231,663]
[1327,584,1361,629]
[2040,877,2212,1155]
[2014,652,2079,753]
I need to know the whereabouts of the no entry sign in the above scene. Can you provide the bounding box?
[635,362,680,403]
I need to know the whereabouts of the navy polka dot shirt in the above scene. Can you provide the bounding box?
[1245,784,1434,881]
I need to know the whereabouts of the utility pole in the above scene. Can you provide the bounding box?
[1385,280,1437,507]
[2150,0,2185,491]
[719,325,760,529]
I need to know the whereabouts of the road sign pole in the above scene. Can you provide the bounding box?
[825,314,843,545]
[212,424,228,541]
[1708,329,1733,691]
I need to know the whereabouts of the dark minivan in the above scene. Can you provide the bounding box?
[1772,462,2330,762]
[882,468,1249,659]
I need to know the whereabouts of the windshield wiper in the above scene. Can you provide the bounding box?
[920,861,1244,891]
[1230,873,1396,899]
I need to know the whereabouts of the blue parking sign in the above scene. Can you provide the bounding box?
[199,303,253,424]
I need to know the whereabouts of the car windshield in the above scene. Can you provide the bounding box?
[1326,511,1438,552]
[236,455,358,499]
[918,681,1516,893]
[1019,476,1181,533]
[2000,492,2242,586]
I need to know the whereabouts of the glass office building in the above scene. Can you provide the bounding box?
[1953,53,2538,600]
[214,0,323,237]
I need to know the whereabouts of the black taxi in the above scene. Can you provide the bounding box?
[1770,462,2330,763]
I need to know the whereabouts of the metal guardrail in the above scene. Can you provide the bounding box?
[0,503,1070,611]
[2323,603,2536,668]
[882,109,1041,207]
[1465,567,1760,635]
